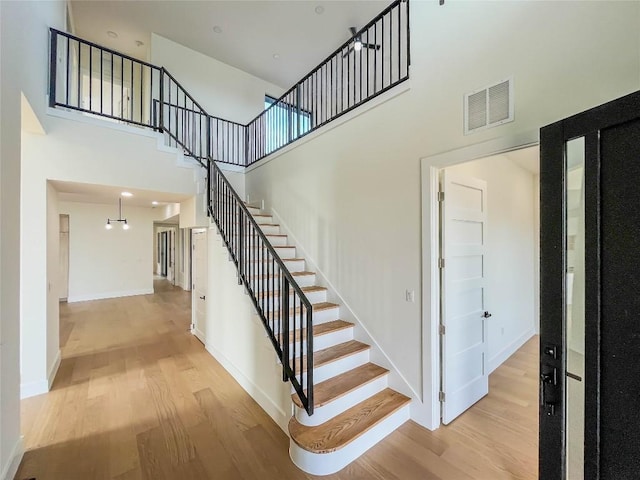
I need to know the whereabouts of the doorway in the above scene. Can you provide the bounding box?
[191,229,207,342]
[437,148,540,424]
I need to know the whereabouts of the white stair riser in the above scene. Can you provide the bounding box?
[285,327,354,358]
[268,307,341,336]
[294,374,388,427]
[247,207,261,215]
[245,246,296,259]
[249,258,304,271]
[289,404,410,476]
[265,236,288,246]
[253,216,273,224]
[247,274,316,288]
[262,290,327,311]
[298,349,369,386]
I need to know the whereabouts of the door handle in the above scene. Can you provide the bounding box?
[540,365,559,416]
[199,295,206,300]
[482,311,492,318]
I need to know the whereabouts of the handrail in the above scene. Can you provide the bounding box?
[207,159,315,414]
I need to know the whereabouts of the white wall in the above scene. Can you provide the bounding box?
[60,201,158,302]
[445,155,536,372]
[150,34,284,124]
[198,228,292,432]
[245,1,640,429]
[1,1,65,477]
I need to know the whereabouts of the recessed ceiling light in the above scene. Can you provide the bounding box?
[213,25,222,34]
[107,31,118,39]
[121,191,133,197]
[273,53,280,59]
[315,5,325,14]
[135,40,144,47]
[152,201,158,205]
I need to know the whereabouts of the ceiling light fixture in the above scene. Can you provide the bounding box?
[213,25,222,34]
[106,197,130,230]
[152,201,159,205]
[314,5,325,14]
[273,53,280,59]
[121,191,133,197]
[354,39,363,52]
[107,31,118,39]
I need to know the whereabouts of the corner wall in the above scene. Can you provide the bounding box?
[150,34,284,124]
[0,1,66,477]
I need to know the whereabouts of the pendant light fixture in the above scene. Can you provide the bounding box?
[106,197,130,230]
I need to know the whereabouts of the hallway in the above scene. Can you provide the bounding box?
[16,281,537,479]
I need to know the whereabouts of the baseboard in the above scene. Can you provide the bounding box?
[48,349,62,389]
[67,288,154,303]
[193,328,205,345]
[21,378,49,399]
[1,436,24,480]
[204,342,290,433]
[489,328,536,374]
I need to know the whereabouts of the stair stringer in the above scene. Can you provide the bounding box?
[268,207,421,405]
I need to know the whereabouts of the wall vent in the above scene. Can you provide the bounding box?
[464,78,514,135]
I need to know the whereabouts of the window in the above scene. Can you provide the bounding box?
[264,95,311,154]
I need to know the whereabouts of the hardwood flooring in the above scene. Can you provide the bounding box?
[16,280,538,479]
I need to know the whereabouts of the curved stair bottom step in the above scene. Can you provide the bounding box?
[289,400,410,475]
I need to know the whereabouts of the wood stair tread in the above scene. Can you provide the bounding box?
[249,271,315,280]
[279,320,354,345]
[258,285,327,299]
[289,388,410,454]
[248,257,305,263]
[291,363,389,409]
[273,302,339,318]
[295,340,369,374]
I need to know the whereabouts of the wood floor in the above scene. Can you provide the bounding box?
[16,280,538,479]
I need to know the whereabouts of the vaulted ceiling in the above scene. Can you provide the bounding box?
[70,0,389,88]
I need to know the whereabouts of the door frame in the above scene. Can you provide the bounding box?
[419,130,538,430]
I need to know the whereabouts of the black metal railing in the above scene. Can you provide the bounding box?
[49,29,162,128]
[49,0,409,168]
[245,0,409,164]
[208,162,314,414]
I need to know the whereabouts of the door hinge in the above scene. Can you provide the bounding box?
[439,258,445,269]
[439,324,446,335]
[438,191,445,202]
[439,391,446,402]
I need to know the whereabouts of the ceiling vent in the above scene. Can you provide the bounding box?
[464,78,514,135]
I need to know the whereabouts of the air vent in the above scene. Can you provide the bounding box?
[464,78,514,135]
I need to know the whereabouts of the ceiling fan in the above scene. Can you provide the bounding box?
[342,26,381,57]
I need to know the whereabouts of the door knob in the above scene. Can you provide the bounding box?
[199,295,206,300]
[482,311,492,318]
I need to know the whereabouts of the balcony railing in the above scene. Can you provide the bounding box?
[49,0,409,168]
[47,0,410,416]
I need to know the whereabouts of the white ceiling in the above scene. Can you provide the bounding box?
[51,180,191,208]
[69,0,389,88]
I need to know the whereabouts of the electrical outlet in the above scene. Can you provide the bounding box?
[405,290,415,303]
[501,327,505,336]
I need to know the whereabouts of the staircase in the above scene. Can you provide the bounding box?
[241,202,411,475]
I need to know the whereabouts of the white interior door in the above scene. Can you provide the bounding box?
[59,214,69,301]
[441,170,489,424]
[192,229,207,340]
